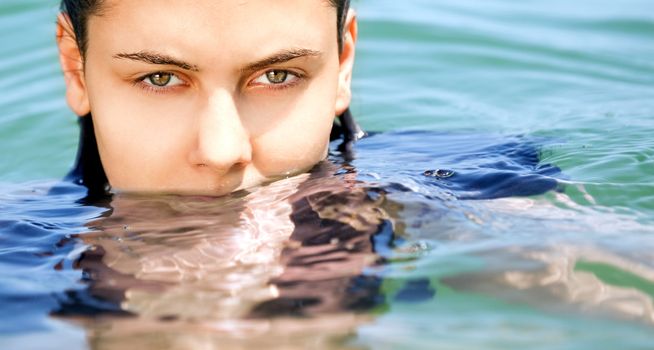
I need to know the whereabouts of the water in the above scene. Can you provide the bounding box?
[1,0,654,349]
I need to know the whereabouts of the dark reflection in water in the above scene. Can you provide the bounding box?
[250,177,393,317]
[54,164,401,321]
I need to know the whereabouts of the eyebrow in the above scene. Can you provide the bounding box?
[241,48,323,74]
[112,48,322,74]
[113,51,199,71]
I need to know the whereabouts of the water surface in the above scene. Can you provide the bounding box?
[1,0,654,349]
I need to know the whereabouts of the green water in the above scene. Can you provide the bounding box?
[354,0,654,218]
[1,0,654,349]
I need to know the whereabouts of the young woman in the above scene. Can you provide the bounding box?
[57,0,362,196]
[54,0,394,328]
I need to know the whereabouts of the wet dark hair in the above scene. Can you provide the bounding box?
[60,0,361,196]
[61,0,352,56]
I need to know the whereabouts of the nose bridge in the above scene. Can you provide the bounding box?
[203,89,240,134]
[192,89,251,172]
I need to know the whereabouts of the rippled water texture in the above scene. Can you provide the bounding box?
[1,0,654,349]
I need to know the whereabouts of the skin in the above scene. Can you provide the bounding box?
[57,0,357,195]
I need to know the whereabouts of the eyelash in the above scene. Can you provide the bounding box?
[133,72,186,94]
[132,69,305,94]
[249,70,305,91]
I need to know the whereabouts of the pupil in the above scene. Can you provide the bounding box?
[150,73,171,86]
[266,70,287,84]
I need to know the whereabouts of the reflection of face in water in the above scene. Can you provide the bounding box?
[58,162,400,348]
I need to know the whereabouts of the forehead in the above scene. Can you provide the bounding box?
[87,0,338,61]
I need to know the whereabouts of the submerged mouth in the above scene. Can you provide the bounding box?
[107,168,312,198]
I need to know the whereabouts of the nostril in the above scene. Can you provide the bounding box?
[233,156,251,170]
[191,147,251,173]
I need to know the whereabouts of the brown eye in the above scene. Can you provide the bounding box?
[265,70,288,84]
[148,72,172,86]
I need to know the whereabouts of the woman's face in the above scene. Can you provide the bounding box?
[58,0,356,195]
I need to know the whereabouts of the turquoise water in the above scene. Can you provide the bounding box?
[2,0,654,349]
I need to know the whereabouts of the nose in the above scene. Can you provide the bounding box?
[188,90,252,176]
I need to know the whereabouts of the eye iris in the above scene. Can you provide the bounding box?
[266,70,288,84]
[149,73,172,86]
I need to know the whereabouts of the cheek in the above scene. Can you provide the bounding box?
[252,117,332,176]
[249,71,339,176]
[250,99,336,176]
[84,67,194,185]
